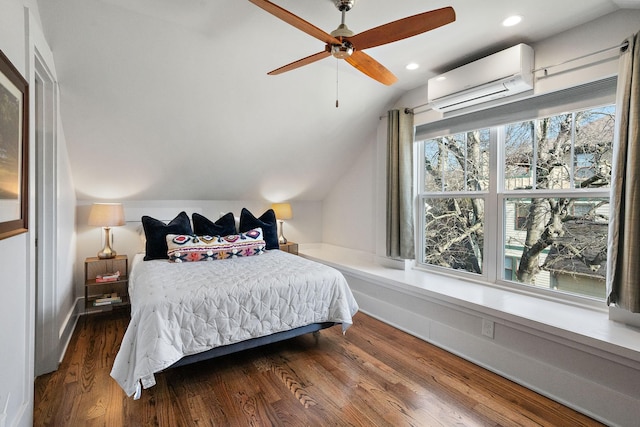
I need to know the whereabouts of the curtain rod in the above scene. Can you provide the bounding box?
[381,39,630,119]
[379,108,415,120]
[531,40,629,74]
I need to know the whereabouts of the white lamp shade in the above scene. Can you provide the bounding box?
[271,203,293,220]
[88,203,125,227]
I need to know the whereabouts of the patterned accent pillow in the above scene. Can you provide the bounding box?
[166,228,265,262]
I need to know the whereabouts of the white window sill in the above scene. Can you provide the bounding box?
[300,243,640,366]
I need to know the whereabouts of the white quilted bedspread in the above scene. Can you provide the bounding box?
[110,250,359,397]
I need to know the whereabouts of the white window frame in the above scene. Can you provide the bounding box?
[414,78,616,308]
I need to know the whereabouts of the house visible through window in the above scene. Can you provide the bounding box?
[417,105,615,300]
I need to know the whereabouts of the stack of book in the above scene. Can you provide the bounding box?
[95,271,120,283]
[93,292,122,306]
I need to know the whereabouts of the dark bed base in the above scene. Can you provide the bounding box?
[167,322,338,369]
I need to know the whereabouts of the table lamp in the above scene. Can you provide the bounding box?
[271,203,293,244]
[88,202,125,259]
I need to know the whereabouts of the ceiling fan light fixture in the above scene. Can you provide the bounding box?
[331,42,354,59]
[331,23,354,38]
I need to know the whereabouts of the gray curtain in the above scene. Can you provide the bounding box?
[386,109,415,259]
[607,31,640,313]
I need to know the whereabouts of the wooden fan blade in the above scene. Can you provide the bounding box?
[249,0,341,45]
[268,49,331,75]
[345,50,398,86]
[347,7,455,50]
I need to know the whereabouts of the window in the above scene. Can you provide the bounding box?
[575,153,596,180]
[514,203,529,230]
[504,256,517,281]
[422,130,489,275]
[418,105,615,300]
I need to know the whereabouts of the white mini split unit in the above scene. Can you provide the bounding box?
[427,43,534,112]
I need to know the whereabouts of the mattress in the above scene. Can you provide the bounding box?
[110,250,359,397]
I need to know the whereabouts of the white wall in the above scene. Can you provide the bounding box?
[0,1,76,426]
[322,135,377,253]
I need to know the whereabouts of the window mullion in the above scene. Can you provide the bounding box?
[417,140,426,264]
[484,126,500,283]
[570,111,576,189]
[531,121,538,190]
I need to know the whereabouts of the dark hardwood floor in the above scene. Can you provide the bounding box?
[34,310,604,426]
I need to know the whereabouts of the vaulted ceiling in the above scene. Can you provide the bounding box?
[36,0,635,202]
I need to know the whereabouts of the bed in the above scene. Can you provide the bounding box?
[110,249,359,398]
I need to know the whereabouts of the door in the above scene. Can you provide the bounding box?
[34,52,58,376]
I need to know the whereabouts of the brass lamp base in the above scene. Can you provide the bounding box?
[278,220,287,244]
[97,249,117,259]
[97,227,117,259]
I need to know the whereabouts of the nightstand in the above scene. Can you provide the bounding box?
[84,255,130,313]
[279,242,298,255]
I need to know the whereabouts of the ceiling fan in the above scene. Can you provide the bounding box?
[248,0,456,85]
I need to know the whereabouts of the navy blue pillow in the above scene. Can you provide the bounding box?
[142,211,193,260]
[239,208,279,250]
[192,212,237,237]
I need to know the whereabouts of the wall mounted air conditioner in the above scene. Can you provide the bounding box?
[427,43,534,113]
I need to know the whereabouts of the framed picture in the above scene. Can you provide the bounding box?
[0,49,29,240]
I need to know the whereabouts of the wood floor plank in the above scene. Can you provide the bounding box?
[276,354,389,426]
[337,319,534,424]
[317,325,496,426]
[34,310,604,426]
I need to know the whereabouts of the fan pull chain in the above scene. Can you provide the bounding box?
[335,59,339,108]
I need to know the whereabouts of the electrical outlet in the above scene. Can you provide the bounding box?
[481,319,495,339]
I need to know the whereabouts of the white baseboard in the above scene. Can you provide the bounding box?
[58,298,82,364]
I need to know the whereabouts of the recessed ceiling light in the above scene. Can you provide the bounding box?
[436,76,446,81]
[406,62,420,70]
[502,15,522,27]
